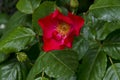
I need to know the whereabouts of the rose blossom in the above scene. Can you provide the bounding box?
[38,9,84,52]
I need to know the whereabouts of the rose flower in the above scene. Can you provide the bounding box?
[38,9,84,52]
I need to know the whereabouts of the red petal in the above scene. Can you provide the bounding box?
[68,13,84,36]
[38,13,58,38]
[64,33,74,48]
[52,9,73,24]
[43,38,65,52]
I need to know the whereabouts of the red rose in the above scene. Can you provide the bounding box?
[38,9,84,52]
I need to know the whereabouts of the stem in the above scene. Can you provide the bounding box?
[41,71,45,79]
[109,57,114,65]
[72,9,75,14]
[72,8,77,15]
[32,13,42,51]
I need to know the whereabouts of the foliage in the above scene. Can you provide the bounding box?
[0,0,120,80]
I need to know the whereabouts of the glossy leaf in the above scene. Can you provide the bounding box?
[81,24,98,48]
[55,75,76,80]
[72,36,89,60]
[89,0,120,21]
[0,59,28,80]
[84,15,120,40]
[6,11,30,31]
[35,77,49,80]
[32,1,56,35]
[81,15,97,41]
[103,29,120,60]
[78,47,107,80]
[27,50,79,80]
[103,63,120,80]
[16,0,41,14]
[0,27,35,54]
[96,21,120,40]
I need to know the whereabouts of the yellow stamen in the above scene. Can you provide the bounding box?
[56,22,70,36]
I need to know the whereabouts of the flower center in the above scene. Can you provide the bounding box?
[56,22,70,36]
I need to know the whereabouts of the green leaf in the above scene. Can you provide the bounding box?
[103,29,120,60]
[78,47,107,80]
[55,75,76,80]
[103,63,120,80]
[0,27,35,54]
[96,21,120,40]
[84,14,120,40]
[72,36,89,60]
[27,50,79,80]
[89,0,120,21]
[6,11,31,31]
[35,77,49,80]
[81,24,98,48]
[0,59,28,80]
[32,1,56,35]
[16,0,41,14]
[81,15,97,41]
[58,7,68,16]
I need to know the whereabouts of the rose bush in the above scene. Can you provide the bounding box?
[0,0,120,80]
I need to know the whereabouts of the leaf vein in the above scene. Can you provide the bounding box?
[50,52,74,74]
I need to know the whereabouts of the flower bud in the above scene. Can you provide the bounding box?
[16,52,28,62]
[70,0,79,8]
